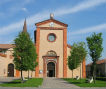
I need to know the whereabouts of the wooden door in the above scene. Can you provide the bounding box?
[8,63,14,77]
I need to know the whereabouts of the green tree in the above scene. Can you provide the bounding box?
[68,43,80,78]
[68,42,87,79]
[27,39,37,79]
[86,33,103,84]
[30,62,38,78]
[75,42,87,80]
[13,32,37,82]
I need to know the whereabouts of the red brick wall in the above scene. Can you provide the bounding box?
[63,28,67,78]
[35,28,40,77]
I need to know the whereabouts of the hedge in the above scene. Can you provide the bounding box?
[96,77,106,81]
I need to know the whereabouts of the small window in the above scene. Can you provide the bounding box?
[47,33,56,42]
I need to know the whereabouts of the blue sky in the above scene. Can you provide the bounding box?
[0,0,106,64]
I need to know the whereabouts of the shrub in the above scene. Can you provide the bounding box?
[96,77,106,81]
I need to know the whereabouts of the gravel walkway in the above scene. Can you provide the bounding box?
[40,77,79,88]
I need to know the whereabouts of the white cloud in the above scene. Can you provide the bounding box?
[54,0,106,16]
[0,38,14,44]
[21,8,28,12]
[0,20,23,35]
[0,0,34,18]
[0,0,33,5]
[0,11,49,35]
[0,0,106,35]
[69,23,106,36]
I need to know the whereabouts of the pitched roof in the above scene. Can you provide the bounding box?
[35,18,68,27]
[96,59,106,64]
[0,44,14,49]
[86,59,106,66]
[67,44,72,49]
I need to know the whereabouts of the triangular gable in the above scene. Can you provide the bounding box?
[35,19,68,27]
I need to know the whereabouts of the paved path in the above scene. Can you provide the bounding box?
[40,78,79,88]
[0,77,19,84]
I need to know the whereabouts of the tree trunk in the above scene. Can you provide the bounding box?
[28,70,29,79]
[31,71,33,78]
[93,64,96,84]
[80,64,81,81]
[72,70,73,79]
[21,70,23,83]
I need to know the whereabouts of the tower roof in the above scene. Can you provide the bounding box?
[23,19,27,32]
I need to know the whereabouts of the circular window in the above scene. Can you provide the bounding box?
[47,33,56,42]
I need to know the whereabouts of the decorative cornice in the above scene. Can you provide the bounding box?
[42,56,59,59]
[38,27,65,30]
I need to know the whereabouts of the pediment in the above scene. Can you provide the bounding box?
[35,19,68,28]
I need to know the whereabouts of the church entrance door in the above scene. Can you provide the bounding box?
[8,63,14,77]
[47,62,55,77]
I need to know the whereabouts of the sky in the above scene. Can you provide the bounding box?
[0,0,106,64]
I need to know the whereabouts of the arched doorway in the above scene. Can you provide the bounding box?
[47,62,55,77]
[8,63,14,77]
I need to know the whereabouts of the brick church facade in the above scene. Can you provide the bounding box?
[0,14,86,78]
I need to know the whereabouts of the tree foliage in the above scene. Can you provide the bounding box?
[13,32,37,81]
[68,42,87,78]
[73,42,87,62]
[86,32,103,83]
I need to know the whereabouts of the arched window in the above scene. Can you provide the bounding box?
[46,50,57,56]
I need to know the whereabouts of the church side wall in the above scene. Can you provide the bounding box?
[0,48,35,77]
[22,71,35,78]
[0,48,17,77]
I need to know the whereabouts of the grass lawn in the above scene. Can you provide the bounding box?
[63,78,106,87]
[0,78,43,87]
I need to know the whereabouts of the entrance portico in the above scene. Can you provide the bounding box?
[42,56,59,78]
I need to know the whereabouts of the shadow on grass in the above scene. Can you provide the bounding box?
[70,82,81,84]
[1,79,21,84]
[2,81,21,84]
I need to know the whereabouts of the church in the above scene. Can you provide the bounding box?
[0,14,86,78]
